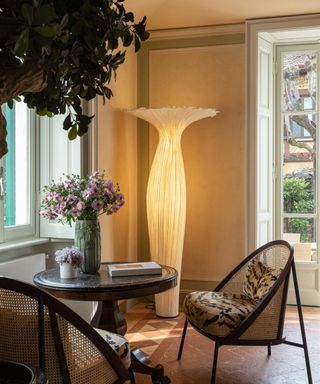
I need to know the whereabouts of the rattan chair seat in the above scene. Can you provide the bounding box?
[178,240,313,384]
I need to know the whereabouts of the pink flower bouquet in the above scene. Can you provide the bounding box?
[40,172,125,225]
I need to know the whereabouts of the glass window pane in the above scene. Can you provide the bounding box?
[283,217,316,262]
[283,217,316,243]
[280,47,320,265]
[283,114,316,139]
[4,102,29,227]
[283,115,316,214]
[282,53,317,112]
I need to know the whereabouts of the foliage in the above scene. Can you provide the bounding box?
[0,0,149,140]
[55,246,82,266]
[283,177,313,213]
[283,177,314,242]
[40,171,124,225]
[284,218,310,242]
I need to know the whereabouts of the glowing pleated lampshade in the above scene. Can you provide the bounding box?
[129,107,219,317]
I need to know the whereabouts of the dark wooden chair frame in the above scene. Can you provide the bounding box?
[177,240,313,384]
[0,276,131,384]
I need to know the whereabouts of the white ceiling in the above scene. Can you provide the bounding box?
[125,0,320,30]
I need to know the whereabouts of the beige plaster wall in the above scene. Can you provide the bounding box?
[98,47,138,262]
[149,44,245,282]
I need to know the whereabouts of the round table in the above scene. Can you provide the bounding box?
[0,360,46,384]
[34,263,177,335]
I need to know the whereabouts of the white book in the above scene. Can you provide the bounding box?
[107,261,162,277]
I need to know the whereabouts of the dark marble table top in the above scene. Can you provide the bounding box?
[33,263,178,301]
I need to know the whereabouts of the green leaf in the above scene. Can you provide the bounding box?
[33,25,59,38]
[68,124,78,140]
[134,35,141,53]
[37,107,49,116]
[63,114,72,130]
[77,115,92,125]
[21,3,34,25]
[84,87,96,101]
[71,55,80,67]
[103,87,113,99]
[68,84,81,98]
[59,32,70,45]
[71,20,83,36]
[142,30,150,41]
[71,97,82,114]
[60,13,69,29]
[7,99,14,109]
[61,49,69,57]
[123,32,133,47]
[13,28,30,56]
[78,123,88,135]
[124,12,134,22]
[33,4,56,25]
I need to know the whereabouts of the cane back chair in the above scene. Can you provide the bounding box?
[178,240,313,383]
[0,276,132,384]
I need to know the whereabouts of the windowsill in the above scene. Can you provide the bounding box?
[295,260,318,265]
[0,237,50,253]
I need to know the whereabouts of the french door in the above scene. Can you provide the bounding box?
[276,44,320,305]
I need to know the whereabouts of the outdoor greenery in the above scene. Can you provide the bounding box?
[283,177,314,241]
[0,0,149,157]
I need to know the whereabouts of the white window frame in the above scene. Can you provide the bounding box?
[246,13,320,253]
[275,43,320,256]
[0,105,37,242]
[39,98,97,239]
[0,99,91,244]
[247,14,320,306]
[39,113,81,239]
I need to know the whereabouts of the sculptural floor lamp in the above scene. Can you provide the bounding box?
[129,107,218,317]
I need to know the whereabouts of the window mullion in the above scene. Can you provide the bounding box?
[275,46,283,240]
[316,48,320,263]
[0,159,4,243]
[282,110,317,116]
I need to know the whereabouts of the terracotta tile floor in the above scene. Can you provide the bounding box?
[125,303,320,384]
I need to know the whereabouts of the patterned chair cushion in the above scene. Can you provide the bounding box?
[243,259,282,302]
[94,328,131,368]
[184,291,256,337]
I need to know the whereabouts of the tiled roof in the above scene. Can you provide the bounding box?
[283,54,315,70]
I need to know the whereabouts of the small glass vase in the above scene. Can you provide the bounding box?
[60,263,78,279]
[75,219,101,274]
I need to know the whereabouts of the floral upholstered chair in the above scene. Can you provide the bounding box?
[178,240,313,384]
[0,276,132,384]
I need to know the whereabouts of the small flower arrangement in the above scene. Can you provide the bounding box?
[40,172,125,225]
[55,246,83,267]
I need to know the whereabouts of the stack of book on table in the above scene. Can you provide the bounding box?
[107,261,162,277]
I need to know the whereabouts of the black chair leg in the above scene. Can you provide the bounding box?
[177,317,188,360]
[291,261,313,384]
[129,369,136,384]
[267,344,271,356]
[211,342,220,384]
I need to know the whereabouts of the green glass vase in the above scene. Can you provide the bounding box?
[75,219,101,274]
